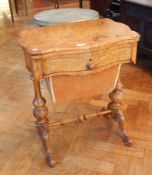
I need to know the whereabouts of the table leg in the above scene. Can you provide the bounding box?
[54,0,59,8]
[24,0,28,16]
[79,0,83,8]
[14,0,18,14]
[8,0,14,23]
[107,80,132,146]
[32,80,56,167]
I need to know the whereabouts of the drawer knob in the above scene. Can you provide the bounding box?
[87,59,96,70]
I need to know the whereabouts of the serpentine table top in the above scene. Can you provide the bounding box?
[18,18,140,167]
[19,19,139,77]
[19,18,139,55]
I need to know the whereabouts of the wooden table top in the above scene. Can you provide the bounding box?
[19,18,139,56]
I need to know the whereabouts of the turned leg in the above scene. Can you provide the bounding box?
[107,80,132,146]
[33,80,55,167]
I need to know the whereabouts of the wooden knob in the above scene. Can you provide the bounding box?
[86,59,96,70]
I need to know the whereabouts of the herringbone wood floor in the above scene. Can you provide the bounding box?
[0,1,152,175]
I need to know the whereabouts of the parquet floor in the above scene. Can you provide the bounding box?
[0,1,152,175]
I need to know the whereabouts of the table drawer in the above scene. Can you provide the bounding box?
[42,46,132,75]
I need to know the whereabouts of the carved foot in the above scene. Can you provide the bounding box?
[111,110,132,147]
[46,151,56,167]
[107,80,132,146]
[121,134,132,147]
[35,120,56,168]
[33,80,55,167]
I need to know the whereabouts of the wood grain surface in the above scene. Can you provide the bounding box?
[0,0,151,174]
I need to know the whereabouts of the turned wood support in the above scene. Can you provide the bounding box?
[108,80,132,146]
[33,80,55,167]
[47,110,111,127]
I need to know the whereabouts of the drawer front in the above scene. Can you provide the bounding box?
[42,46,132,75]
[42,52,92,74]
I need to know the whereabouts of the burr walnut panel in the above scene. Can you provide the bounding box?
[19,18,139,56]
[41,46,132,76]
[19,18,139,79]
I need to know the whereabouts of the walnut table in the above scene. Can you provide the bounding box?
[18,19,140,167]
